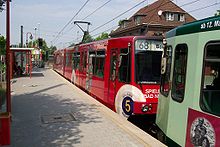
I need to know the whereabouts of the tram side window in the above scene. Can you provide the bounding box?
[89,51,95,75]
[119,48,130,83]
[65,53,68,66]
[66,53,70,66]
[79,52,84,72]
[201,42,220,116]
[94,51,105,78]
[160,46,173,97]
[68,53,72,66]
[83,51,87,69]
[72,52,80,69]
[171,44,188,102]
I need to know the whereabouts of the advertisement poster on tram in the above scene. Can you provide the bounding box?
[185,108,220,147]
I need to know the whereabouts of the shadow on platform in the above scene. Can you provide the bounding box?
[10,84,103,146]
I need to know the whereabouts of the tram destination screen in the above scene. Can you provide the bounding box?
[135,39,163,51]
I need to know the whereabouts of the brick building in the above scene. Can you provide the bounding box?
[110,0,196,37]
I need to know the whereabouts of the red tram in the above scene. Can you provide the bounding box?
[54,36,163,118]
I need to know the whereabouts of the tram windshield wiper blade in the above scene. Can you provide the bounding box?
[138,81,157,84]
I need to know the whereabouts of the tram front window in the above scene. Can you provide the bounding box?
[201,42,220,116]
[135,39,162,83]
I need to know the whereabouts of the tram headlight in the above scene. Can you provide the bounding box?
[142,104,152,112]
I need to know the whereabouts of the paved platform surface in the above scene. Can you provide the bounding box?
[7,68,165,147]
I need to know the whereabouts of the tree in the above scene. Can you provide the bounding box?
[27,38,50,61]
[95,32,109,41]
[69,42,75,47]
[0,35,6,55]
[28,38,49,51]
[118,18,127,26]
[48,45,57,55]
[118,20,123,26]
[215,10,220,16]
[82,33,93,43]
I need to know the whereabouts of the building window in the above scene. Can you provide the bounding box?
[166,12,174,21]
[173,13,185,22]
[135,16,142,25]
[201,42,220,117]
[178,14,185,22]
[171,44,188,102]
[122,22,127,28]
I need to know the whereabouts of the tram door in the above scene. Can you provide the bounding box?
[83,50,88,88]
[86,51,94,91]
[108,49,118,105]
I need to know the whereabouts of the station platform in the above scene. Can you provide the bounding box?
[8,67,166,147]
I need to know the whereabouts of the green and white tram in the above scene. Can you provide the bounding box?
[156,15,220,146]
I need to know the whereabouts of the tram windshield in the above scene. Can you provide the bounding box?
[201,42,220,116]
[135,39,162,84]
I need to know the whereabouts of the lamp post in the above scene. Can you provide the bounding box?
[6,0,11,113]
[38,23,40,38]
[34,27,37,41]
[26,32,33,47]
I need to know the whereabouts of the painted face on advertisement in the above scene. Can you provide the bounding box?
[190,117,215,147]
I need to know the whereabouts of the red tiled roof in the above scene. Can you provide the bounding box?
[111,0,196,36]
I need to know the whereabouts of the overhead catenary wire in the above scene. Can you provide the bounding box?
[63,0,113,38]
[58,0,219,48]
[82,0,112,20]
[51,0,91,44]
[24,28,74,39]
[90,0,202,37]
[66,0,200,46]
[61,0,149,46]
[49,0,202,47]
[188,1,220,13]
[90,0,202,34]
[91,25,118,38]
[75,24,118,40]
[180,0,200,7]
[90,0,148,33]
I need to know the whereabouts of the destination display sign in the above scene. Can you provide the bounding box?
[167,16,220,37]
[201,19,220,30]
[135,40,163,51]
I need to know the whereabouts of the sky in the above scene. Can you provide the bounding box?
[0,0,220,49]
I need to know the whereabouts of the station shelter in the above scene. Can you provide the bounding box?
[10,47,42,78]
[9,48,34,79]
